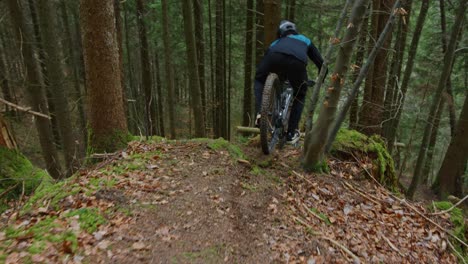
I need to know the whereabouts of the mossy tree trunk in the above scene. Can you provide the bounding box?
[303,0,370,172]
[7,0,62,179]
[80,0,129,153]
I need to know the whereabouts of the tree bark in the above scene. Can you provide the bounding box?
[136,0,155,137]
[326,0,401,153]
[263,0,281,47]
[386,0,429,154]
[214,0,224,138]
[80,0,129,152]
[39,0,78,176]
[194,0,207,125]
[255,0,264,66]
[303,0,370,171]
[161,0,177,139]
[0,114,17,149]
[60,0,87,150]
[436,92,468,199]
[357,0,395,136]
[7,0,62,179]
[154,52,165,137]
[182,0,206,138]
[407,0,466,199]
[382,0,412,138]
[242,0,254,127]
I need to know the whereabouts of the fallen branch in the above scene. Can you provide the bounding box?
[292,215,361,263]
[431,194,468,215]
[302,203,328,223]
[381,233,405,257]
[0,97,51,119]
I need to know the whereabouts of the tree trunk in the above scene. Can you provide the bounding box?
[182,0,206,138]
[326,0,401,153]
[255,0,264,66]
[123,3,137,134]
[305,0,352,134]
[214,0,224,138]
[357,0,395,136]
[27,0,61,147]
[407,0,466,199]
[154,53,165,137]
[263,0,281,47]
[194,0,207,125]
[0,114,17,149]
[7,0,62,179]
[114,0,128,125]
[439,0,457,137]
[382,0,412,138]
[60,0,87,151]
[242,0,254,127]
[348,9,370,130]
[386,0,429,154]
[436,92,468,199]
[0,47,12,114]
[136,0,155,137]
[161,0,177,139]
[38,0,78,176]
[80,0,129,152]
[422,98,444,185]
[303,0,370,171]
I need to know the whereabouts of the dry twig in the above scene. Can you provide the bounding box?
[0,97,51,119]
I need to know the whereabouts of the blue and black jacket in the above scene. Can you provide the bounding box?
[269,34,324,73]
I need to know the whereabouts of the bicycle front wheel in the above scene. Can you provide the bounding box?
[260,73,282,155]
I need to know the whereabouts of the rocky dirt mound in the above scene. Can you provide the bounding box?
[0,138,462,263]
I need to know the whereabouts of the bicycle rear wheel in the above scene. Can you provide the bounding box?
[260,73,282,155]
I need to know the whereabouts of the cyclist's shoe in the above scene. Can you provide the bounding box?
[286,130,300,145]
[255,113,261,128]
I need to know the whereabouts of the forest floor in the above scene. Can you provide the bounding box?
[0,138,463,263]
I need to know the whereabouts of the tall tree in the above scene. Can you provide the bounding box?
[386,0,430,154]
[436,92,468,198]
[357,0,395,136]
[194,0,207,125]
[303,0,370,171]
[161,0,177,139]
[407,0,467,199]
[214,0,224,138]
[263,0,281,47]
[242,0,254,127]
[80,0,129,152]
[60,0,87,148]
[255,0,264,66]
[38,0,78,175]
[382,0,412,138]
[7,0,62,179]
[182,0,206,137]
[136,0,156,136]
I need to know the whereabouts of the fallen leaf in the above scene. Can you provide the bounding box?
[132,242,146,250]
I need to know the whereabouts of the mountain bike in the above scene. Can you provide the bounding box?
[259,73,314,155]
[259,73,294,155]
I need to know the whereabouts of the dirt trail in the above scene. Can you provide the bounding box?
[87,141,289,263]
[1,139,459,263]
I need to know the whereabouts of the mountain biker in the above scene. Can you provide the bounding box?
[254,20,326,144]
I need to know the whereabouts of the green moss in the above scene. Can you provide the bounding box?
[66,208,107,233]
[250,166,264,176]
[331,129,397,189]
[205,138,246,159]
[433,201,467,261]
[309,207,331,225]
[0,147,52,209]
[241,182,257,191]
[303,160,329,173]
[88,128,131,155]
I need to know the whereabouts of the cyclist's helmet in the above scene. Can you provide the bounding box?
[278,20,297,37]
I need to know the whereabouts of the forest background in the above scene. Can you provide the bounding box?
[0,0,467,201]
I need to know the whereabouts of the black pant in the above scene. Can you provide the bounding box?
[254,52,308,133]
